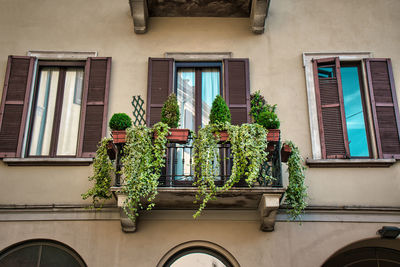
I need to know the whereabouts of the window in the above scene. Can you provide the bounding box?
[146,57,250,127]
[304,53,400,161]
[0,239,87,267]
[28,62,85,157]
[0,56,111,160]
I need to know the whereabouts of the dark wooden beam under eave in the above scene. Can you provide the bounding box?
[250,0,271,34]
[129,0,148,34]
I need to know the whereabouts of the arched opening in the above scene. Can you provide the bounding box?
[323,238,400,267]
[158,240,239,267]
[0,239,87,267]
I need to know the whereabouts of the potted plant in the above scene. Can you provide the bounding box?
[109,113,132,144]
[281,142,293,163]
[250,91,280,143]
[209,95,231,142]
[161,93,189,143]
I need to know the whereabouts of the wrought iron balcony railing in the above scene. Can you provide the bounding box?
[112,136,283,188]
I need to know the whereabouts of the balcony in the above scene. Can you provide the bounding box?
[109,134,286,232]
[129,0,271,34]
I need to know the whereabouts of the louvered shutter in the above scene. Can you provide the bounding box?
[223,58,251,125]
[313,57,350,159]
[78,57,111,158]
[0,56,35,158]
[146,58,174,127]
[365,58,400,159]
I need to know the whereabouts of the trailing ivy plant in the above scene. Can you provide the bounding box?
[284,141,308,220]
[193,122,270,218]
[121,122,169,221]
[82,137,114,208]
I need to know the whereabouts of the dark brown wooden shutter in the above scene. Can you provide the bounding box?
[223,58,250,125]
[78,57,111,158]
[365,58,400,159]
[313,57,350,159]
[0,56,35,158]
[146,58,174,127]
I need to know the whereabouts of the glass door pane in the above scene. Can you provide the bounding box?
[201,68,220,126]
[176,69,195,183]
[177,68,195,131]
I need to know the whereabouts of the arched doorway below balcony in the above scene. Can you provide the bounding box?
[157,240,239,267]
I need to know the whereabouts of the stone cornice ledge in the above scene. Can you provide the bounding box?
[2,158,93,166]
[306,158,396,168]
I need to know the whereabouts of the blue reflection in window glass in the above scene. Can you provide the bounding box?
[341,66,369,157]
[318,67,335,78]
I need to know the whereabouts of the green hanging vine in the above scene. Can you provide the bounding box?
[284,141,308,220]
[121,122,169,221]
[82,137,114,208]
[193,122,270,218]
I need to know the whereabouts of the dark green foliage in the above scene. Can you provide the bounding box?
[161,93,180,128]
[250,91,280,129]
[257,110,280,129]
[250,91,267,122]
[109,113,132,130]
[209,95,231,124]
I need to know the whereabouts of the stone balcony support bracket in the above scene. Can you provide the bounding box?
[129,0,148,34]
[258,193,281,231]
[115,193,137,233]
[250,0,271,34]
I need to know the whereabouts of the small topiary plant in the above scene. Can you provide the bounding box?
[257,110,280,129]
[250,91,267,122]
[109,113,132,130]
[209,95,231,124]
[161,93,180,128]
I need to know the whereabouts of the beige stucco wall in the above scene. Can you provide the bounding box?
[0,0,399,207]
[0,219,399,267]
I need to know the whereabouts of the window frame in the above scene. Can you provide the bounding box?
[26,60,86,158]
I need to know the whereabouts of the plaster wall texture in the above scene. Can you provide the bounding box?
[0,0,399,206]
[0,220,399,267]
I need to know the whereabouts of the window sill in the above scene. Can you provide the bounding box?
[306,158,396,168]
[2,158,93,166]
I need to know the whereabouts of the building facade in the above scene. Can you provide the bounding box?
[0,0,400,266]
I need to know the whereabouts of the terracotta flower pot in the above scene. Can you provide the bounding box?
[281,144,292,163]
[267,129,280,142]
[165,128,190,144]
[111,130,127,144]
[214,130,229,143]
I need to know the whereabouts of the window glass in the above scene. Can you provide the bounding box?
[340,66,369,157]
[28,66,84,157]
[318,66,335,78]
[29,68,59,156]
[0,241,86,267]
[177,68,195,131]
[57,69,84,156]
[170,253,227,267]
[201,68,220,126]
